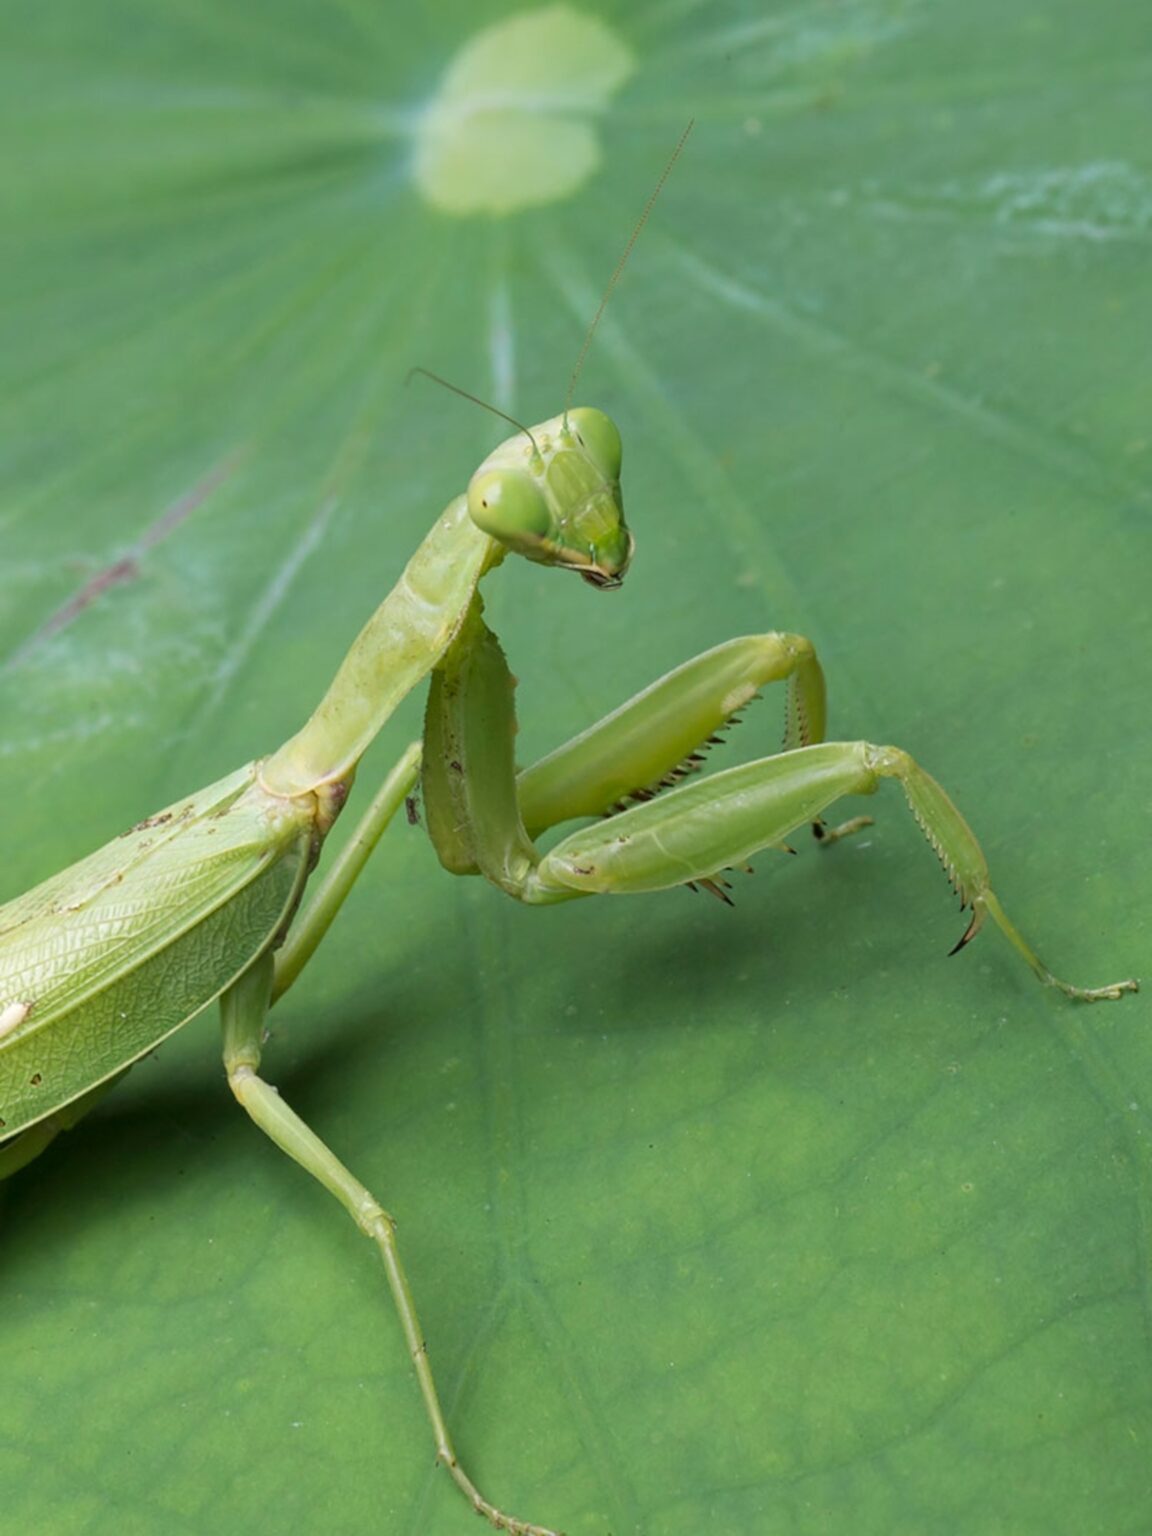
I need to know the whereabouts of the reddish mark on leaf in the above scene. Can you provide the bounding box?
[7,448,248,669]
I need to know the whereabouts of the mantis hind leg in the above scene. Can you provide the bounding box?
[221,955,558,1536]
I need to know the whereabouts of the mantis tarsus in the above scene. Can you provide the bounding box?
[0,170,1138,1536]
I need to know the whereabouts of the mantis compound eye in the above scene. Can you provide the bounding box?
[566,407,622,481]
[467,469,552,546]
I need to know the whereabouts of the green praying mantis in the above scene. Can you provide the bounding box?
[0,144,1139,1536]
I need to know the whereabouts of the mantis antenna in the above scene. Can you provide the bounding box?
[405,366,542,458]
[408,121,692,449]
[563,118,695,426]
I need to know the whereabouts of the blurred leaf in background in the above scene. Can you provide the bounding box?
[1,3,1149,1534]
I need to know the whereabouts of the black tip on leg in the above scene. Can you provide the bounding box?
[947,905,984,957]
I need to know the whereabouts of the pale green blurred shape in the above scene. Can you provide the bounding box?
[414,5,634,214]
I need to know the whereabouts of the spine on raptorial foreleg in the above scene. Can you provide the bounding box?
[864,745,990,932]
[261,498,500,799]
[864,744,1138,998]
[516,633,828,838]
[782,634,828,750]
[527,742,880,901]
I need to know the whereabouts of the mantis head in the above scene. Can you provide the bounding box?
[467,408,633,589]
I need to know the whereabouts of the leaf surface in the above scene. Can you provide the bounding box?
[1,5,1149,1534]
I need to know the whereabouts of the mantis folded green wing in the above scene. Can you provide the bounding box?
[0,764,313,1140]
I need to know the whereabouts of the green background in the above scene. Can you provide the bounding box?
[1,3,1149,1534]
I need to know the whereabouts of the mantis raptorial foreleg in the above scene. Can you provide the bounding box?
[425,618,848,882]
[512,628,872,848]
[425,614,1136,1005]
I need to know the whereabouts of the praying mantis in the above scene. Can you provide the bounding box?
[0,145,1139,1536]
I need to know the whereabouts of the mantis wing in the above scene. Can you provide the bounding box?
[0,764,314,1140]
